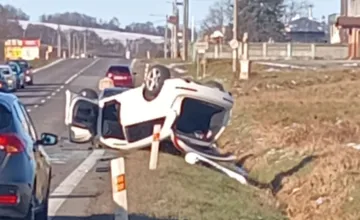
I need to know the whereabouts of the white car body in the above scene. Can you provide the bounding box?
[65,78,235,161]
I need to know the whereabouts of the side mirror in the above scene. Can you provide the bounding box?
[39,133,58,146]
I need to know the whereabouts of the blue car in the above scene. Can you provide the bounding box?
[6,61,25,89]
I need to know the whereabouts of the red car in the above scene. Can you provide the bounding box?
[106,65,134,88]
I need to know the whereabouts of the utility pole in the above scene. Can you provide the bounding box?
[83,30,87,56]
[164,15,168,59]
[182,0,189,60]
[67,32,71,58]
[232,0,239,73]
[173,0,179,58]
[57,25,61,58]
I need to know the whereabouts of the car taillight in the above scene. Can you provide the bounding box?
[0,134,25,154]
[107,73,113,78]
[0,195,18,205]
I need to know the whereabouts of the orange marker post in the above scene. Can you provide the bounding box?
[149,124,161,170]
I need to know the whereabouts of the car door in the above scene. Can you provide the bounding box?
[65,89,98,143]
[18,103,50,203]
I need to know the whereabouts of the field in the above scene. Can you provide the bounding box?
[131,58,360,220]
[183,59,360,220]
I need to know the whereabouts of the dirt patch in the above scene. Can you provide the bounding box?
[179,59,360,220]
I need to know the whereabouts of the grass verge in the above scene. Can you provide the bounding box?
[29,58,59,69]
[177,58,360,220]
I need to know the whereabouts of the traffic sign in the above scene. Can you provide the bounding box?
[229,39,239,49]
[168,16,177,25]
[194,42,209,52]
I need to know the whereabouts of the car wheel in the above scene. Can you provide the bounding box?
[35,174,51,220]
[22,195,35,220]
[143,64,170,100]
[203,80,225,91]
[79,88,98,99]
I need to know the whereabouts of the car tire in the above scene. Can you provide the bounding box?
[79,88,98,99]
[22,195,35,220]
[203,80,225,91]
[35,174,51,220]
[143,65,170,100]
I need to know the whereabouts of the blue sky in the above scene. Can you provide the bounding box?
[1,0,339,27]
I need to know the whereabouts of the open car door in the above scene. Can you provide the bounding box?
[65,89,98,143]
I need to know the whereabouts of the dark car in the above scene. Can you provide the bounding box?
[6,61,25,89]
[0,93,58,219]
[8,60,33,85]
[106,65,135,88]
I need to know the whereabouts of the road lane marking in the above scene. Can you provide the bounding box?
[41,99,46,103]
[48,149,105,217]
[64,59,100,85]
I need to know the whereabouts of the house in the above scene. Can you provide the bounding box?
[285,16,328,43]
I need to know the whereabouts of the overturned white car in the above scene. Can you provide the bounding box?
[64,65,235,161]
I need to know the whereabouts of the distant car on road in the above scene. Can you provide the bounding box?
[8,59,34,85]
[0,65,17,92]
[6,61,25,89]
[0,92,58,219]
[106,65,135,88]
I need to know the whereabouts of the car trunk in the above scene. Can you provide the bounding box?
[174,98,227,142]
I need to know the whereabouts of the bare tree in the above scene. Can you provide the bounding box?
[200,0,232,36]
[283,0,310,23]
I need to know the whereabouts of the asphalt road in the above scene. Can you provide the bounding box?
[16,58,133,219]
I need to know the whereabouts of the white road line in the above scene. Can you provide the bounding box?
[51,92,56,96]
[47,96,51,99]
[64,59,100,85]
[56,89,61,92]
[27,108,31,112]
[48,149,105,217]
[41,99,45,103]
[34,105,39,108]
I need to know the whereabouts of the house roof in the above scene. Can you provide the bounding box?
[286,17,327,33]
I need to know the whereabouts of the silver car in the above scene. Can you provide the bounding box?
[0,65,17,91]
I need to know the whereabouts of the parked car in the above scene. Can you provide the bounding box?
[0,65,17,92]
[0,92,58,219]
[65,65,235,161]
[6,61,25,89]
[8,59,34,85]
[105,65,135,88]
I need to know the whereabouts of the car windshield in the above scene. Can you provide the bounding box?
[7,63,18,72]
[108,66,130,74]
[0,68,10,75]
[102,89,127,98]
[16,61,29,70]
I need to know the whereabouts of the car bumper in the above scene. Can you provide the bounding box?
[0,182,32,219]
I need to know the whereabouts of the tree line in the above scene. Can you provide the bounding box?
[200,0,312,42]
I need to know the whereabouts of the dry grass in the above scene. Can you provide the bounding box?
[182,59,360,220]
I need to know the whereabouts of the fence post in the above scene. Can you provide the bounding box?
[149,124,161,170]
[287,43,292,59]
[262,43,267,58]
[311,44,316,59]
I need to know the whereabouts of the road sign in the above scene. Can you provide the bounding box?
[168,16,177,25]
[194,42,209,52]
[229,39,239,49]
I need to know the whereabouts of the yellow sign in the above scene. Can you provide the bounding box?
[5,47,22,60]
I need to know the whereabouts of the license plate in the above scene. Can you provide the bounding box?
[114,76,127,80]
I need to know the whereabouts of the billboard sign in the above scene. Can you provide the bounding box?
[4,39,41,60]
